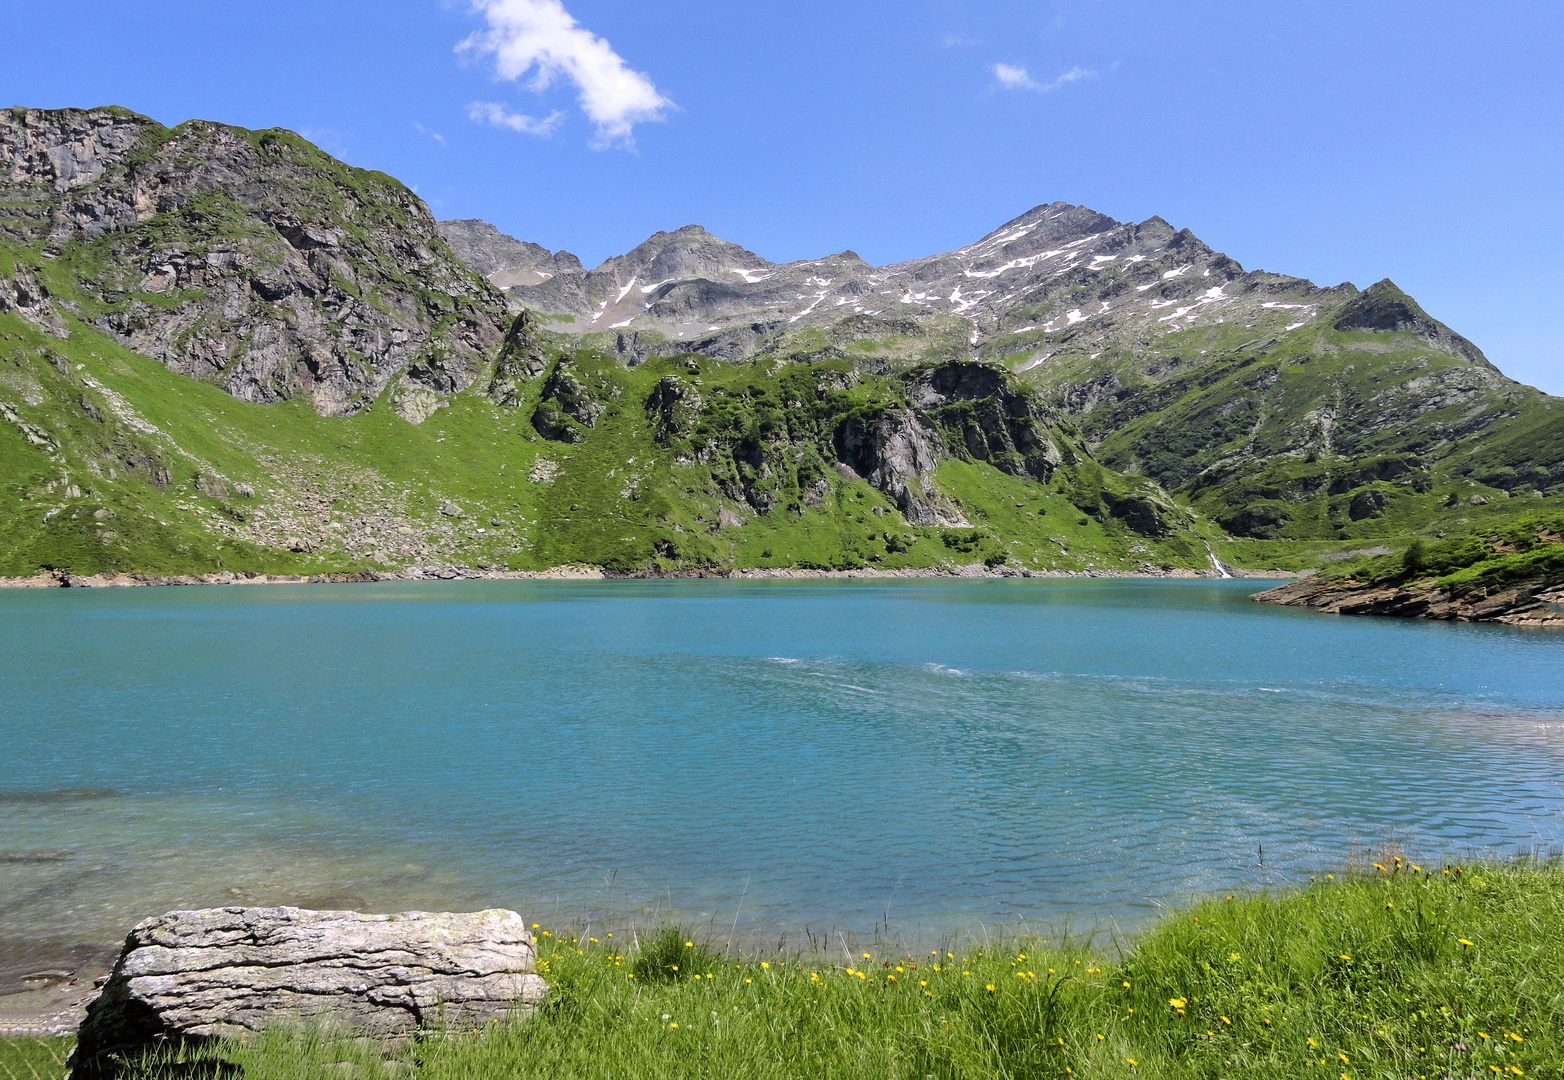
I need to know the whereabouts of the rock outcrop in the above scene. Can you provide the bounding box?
[488,309,551,407]
[1251,574,1564,626]
[0,107,510,416]
[906,362,1063,481]
[68,906,548,1080]
[836,406,966,526]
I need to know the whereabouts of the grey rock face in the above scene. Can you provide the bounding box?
[836,408,966,526]
[391,380,444,424]
[907,362,1062,481]
[0,108,510,416]
[68,906,547,1080]
[488,310,551,406]
[0,106,148,191]
[0,265,68,337]
[1254,574,1564,627]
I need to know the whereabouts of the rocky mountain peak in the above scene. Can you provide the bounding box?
[1333,278,1494,370]
[437,218,582,288]
[598,224,772,283]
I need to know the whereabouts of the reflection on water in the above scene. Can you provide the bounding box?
[1,578,1561,953]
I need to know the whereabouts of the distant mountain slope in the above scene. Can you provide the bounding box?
[443,207,1564,544]
[437,218,582,289]
[0,107,1556,582]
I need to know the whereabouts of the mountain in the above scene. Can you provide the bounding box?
[442,204,1564,551]
[436,218,582,289]
[0,105,1558,581]
[0,106,508,416]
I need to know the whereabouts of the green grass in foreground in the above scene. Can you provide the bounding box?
[8,860,1560,1079]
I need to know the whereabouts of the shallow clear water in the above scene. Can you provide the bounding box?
[2,578,1561,952]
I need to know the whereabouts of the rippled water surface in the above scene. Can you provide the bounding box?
[2,578,1562,950]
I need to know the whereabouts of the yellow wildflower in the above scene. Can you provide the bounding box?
[1459,938,1475,946]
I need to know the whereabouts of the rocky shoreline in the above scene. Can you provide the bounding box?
[1251,572,1564,626]
[0,564,1291,589]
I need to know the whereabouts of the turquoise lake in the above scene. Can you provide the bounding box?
[2,578,1562,955]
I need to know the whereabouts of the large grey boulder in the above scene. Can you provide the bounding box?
[68,906,547,1079]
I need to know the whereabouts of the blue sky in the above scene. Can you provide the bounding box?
[6,1,1562,392]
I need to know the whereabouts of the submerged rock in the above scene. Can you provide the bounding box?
[68,906,547,1080]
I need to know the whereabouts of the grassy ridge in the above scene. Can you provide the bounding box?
[1318,510,1564,593]
[1,310,1242,578]
[10,860,1559,1079]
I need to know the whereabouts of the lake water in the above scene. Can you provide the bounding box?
[2,578,1562,959]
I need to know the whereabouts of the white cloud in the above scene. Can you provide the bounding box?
[466,101,566,137]
[993,63,1039,90]
[992,63,1096,93]
[412,122,447,145]
[460,0,671,147]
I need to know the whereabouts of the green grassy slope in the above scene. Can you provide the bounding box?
[7,297,1562,580]
[0,307,1240,577]
[1013,311,1564,550]
[13,859,1560,1080]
